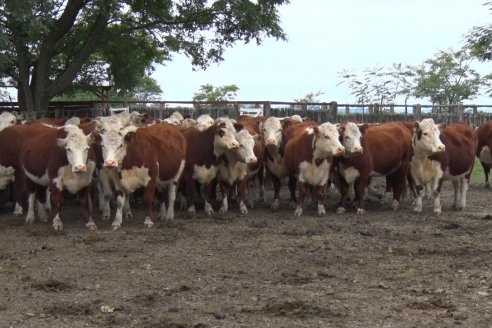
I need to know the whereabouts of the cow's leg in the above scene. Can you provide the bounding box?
[388,169,406,211]
[99,170,112,220]
[112,191,125,229]
[294,181,307,217]
[354,177,369,215]
[258,164,265,204]
[123,194,133,219]
[50,185,65,231]
[203,180,216,216]
[270,174,282,210]
[237,178,249,215]
[459,177,469,210]
[12,171,25,216]
[432,179,444,215]
[316,184,326,216]
[25,192,36,224]
[165,182,178,221]
[78,186,96,230]
[481,161,490,188]
[45,189,52,213]
[288,175,297,209]
[36,185,48,222]
[219,182,229,214]
[336,175,350,214]
[142,181,156,228]
[185,175,197,216]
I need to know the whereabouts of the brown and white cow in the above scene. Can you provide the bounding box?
[335,122,412,214]
[98,123,186,229]
[216,124,259,214]
[284,122,345,216]
[261,116,303,210]
[181,118,240,216]
[411,119,477,214]
[19,124,97,230]
[475,120,492,187]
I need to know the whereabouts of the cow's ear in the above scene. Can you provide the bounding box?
[313,126,320,136]
[258,122,263,131]
[124,131,136,143]
[359,123,369,134]
[88,131,101,145]
[414,122,420,131]
[234,123,244,132]
[439,123,447,131]
[92,119,104,132]
[57,138,67,148]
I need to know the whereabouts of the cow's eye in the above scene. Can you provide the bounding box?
[118,144,123,149]
[423,132,428,136]
[324,136,330,140]
[344,135,349,139]
[67,148,72,152]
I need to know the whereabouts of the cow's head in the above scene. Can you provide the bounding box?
[413,118,445,155]
[339,122,366,155]
[212,118,240,157]
[100,126,137,168]
[57,125,92,173]
[0,111,19,132]
[92,116,126,134]
[231,127,258,164]
[162,111,184,125]
[310,122,345,158]
[196,114,215,131]
[261,117,283,149]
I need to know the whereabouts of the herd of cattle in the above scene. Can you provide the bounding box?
[0,109,490,231]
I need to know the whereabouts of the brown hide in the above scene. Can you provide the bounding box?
[475,120,492,185]
[283,122,319,173]
[429,121,478,177]
[337,122,413,212]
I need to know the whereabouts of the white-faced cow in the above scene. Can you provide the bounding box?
[181,117,240,216]
[19,124,97,230]
[98,123,186,229]
[335,122,412,214]
[475,120,492,187]
[0,111,23,132]
[284,121,345,216]
[411,119,478,214]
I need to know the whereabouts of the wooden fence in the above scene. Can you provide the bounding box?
[2,100,492,125]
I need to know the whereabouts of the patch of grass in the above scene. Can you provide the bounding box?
[471,157,485,183]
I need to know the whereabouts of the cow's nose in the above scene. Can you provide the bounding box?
[354,146,363,153]
[267,138,277,146]
[230,141,239,149]
[73,164,87,173]
[104,159,117,167]
[247,156,257,164]
[437,144,446,152]
[337,146,345,154]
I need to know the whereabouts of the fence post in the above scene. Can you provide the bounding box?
[389,104,394,115]
[264,101,270,117]
[413,104,421,121]
[345,105,350,115]
[456,103,464,121]
[329,101,338,122]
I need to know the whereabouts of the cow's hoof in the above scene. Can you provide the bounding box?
[392,200,400,211]
[294,206,303,217]
[356,208,365,215]
[336,207,346,214]
[25,217,35,225]
[219,207,227,214]
[433,210,442,216]
[13,203,23,216]
[270,199,280,210]
[112,224,121,230]
[86,223,97,231]
[53,223,63,231]
[317,206,326,216]
[239,203,248,215]
[144,221,154,229]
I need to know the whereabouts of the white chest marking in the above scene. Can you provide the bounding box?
[298,159,331,186]
[480,146,492,166]
[193,164,217,185]
[339,164,360,184]
[266,154,289,178]
[411,156,444,185]
[53,161,96,194]
[218,161,248,185]
[120,166,151,193]
[0,165,15,190]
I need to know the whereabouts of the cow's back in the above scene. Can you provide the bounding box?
[436,122,477,176]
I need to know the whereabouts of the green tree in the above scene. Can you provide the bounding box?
[293,90,325,110]
[412,49,487,105]
[0,0,288,115]
[192,84,239,102]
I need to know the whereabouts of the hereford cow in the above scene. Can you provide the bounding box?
[284,122,345,216]
[98,123,186,229]
[18,124,97,230]
[475,120,492,187]
[411,119,478,214]
[260,116,306,209]
[216,124,259,214]
[181,118,240,216]
[335,122,412,214]
[0,111,23,132]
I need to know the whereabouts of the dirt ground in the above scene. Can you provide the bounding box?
[0,177,491,328]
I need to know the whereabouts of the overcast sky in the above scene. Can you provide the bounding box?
[153,0,492,104]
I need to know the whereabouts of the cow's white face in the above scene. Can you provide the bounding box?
[340,122,364,155]
[262,117,283,148]
[57,125,92,173]
[232,129,258,164]
[213,118,240,156]
[93,116,126,134]
[310,122,345,158]
[0,112,18,132]
[181,118,197,128]
[100,127,137,168]
[413,118,446,155]
[196,114,214,131]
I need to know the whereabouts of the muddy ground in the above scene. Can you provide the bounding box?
[0,177,491,328]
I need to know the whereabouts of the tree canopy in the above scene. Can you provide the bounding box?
[192,83,239,102]
[0,0,288,114]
